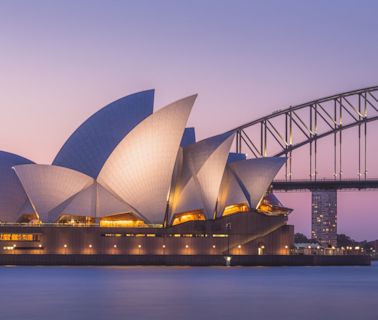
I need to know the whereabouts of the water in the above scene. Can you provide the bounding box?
[1,262,377,320]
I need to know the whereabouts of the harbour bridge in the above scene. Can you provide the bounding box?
[227,85,378,243]
[228,85,378,192]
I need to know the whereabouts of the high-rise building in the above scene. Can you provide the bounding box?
[311,190,337,247]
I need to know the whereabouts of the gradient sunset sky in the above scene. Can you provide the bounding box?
[1,0,378,240]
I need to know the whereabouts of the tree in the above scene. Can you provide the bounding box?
[337,234,356,247]
[294,233,310,243]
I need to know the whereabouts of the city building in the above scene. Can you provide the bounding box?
[311,190,337,247]
[0,90,293,257]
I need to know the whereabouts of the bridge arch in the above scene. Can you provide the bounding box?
[229,86,378,180]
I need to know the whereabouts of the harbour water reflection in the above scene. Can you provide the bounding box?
[1,262,377,320]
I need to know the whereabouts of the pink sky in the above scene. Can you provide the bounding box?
[0,1,377,240]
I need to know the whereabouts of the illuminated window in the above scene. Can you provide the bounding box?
[212,234,229,238]
[58,215,95,225]
[257,196,292,216]
[17,213,40,224]
[223,203,249,216]
[171,210,205,226]
[100,212,146,228]
[0,233,39,242]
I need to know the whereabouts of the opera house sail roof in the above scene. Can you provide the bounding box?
[0,151,34,222]
[0,90,288,226]
[53,90,154,178]
[170,132,235,220]
[97,95,196,224]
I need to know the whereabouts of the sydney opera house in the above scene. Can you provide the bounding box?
[0,90,293,258]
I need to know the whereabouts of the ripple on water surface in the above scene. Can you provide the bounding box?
[0,262,377,320]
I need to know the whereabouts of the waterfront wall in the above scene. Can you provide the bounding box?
[0,254,370,266]
[0,213,292,255]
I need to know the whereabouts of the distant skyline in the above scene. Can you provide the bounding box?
[1,0,378,240]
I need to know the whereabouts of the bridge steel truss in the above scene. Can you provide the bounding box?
[229,86,378,182]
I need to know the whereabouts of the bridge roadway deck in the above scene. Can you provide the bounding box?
[272,179,378,191]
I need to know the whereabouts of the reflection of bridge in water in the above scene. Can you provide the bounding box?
[227,86,378,244]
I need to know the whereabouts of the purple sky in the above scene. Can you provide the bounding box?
[1,0,378,240]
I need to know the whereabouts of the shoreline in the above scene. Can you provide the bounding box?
[0,254,370,266]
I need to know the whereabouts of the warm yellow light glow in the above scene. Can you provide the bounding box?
[185,245,189,249]
[257,196,292,216]
[89,244,93,248]
[0,233,37,241]
[58,215,95,225]
[3,246,15,250]
[138,244,142,248]
[212,234,228,238]
[64,244,67,248]
[223,203,249,217]
[100,212,146,228]
[172,210,205,226]
[212,245,216,249]
[103,233,122,237]
[162,245,166,248]
[17,213,40,224]
[237,245,241,249]
[113,244,117,248]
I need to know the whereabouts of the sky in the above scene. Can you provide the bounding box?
[0,0,378,240]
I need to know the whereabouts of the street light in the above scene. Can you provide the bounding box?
[162,244,166,255]
[258,244,265,256]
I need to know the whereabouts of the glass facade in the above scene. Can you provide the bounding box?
[311,191,337,247]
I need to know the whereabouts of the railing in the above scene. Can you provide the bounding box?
[272,178,378,191]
